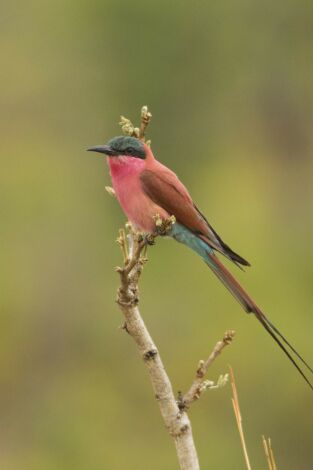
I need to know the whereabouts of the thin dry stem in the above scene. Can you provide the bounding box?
[229,366,252,470]
[262,436,277,470]
[181,331,235,409]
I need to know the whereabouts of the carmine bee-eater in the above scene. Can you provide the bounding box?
[88,135,312,389]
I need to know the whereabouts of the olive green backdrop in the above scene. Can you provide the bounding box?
[1,1,313,468]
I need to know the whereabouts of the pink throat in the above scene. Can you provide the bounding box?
[107,155,146,178]
[106,153,169,232]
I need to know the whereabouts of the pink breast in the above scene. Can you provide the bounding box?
[107,157,168,232]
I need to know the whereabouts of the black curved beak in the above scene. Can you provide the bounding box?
[87,145,116,156]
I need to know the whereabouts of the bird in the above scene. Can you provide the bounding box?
[88,135,312,389]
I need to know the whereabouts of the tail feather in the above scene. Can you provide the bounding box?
[254,312,313,390]
[170,222,312,388]
[207,252,313,390]
[262,314,313,374]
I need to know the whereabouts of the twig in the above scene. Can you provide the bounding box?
[119,115,139,138]
[139,105,152,141]
[115,220,200,470]
[116,229,128,264]
[119,105,152,144]
[105,186,116,198]
[180,331,235,410]
[262,436,277,470]
[229,366,252,470]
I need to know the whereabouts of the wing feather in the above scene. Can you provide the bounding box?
[140,169,250,266]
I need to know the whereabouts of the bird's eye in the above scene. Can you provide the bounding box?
[126,147,135,155]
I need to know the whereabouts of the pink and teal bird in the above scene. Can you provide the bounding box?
[88,135,312,389]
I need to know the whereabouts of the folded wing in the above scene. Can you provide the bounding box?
[140,168,250,266]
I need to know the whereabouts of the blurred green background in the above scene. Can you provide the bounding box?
[1,1,313,468]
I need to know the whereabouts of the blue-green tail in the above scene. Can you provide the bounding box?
[169,222,313,389]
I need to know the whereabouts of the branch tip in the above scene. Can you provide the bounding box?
[105,186,116,197]
[223,330,236,345]
[119,106,152,143]
[182,331,235,409]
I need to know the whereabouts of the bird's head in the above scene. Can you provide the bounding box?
[88,136,147,159]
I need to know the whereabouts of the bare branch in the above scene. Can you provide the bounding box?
[180,331,235,410]
[115,220,200,470]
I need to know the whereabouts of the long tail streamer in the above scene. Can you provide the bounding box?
[207,252,313,390]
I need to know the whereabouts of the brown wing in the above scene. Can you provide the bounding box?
[140,169,250,266]
[140,170,226,251]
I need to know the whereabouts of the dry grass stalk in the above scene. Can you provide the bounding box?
[229,366,252,470]
[262,435,277,470]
